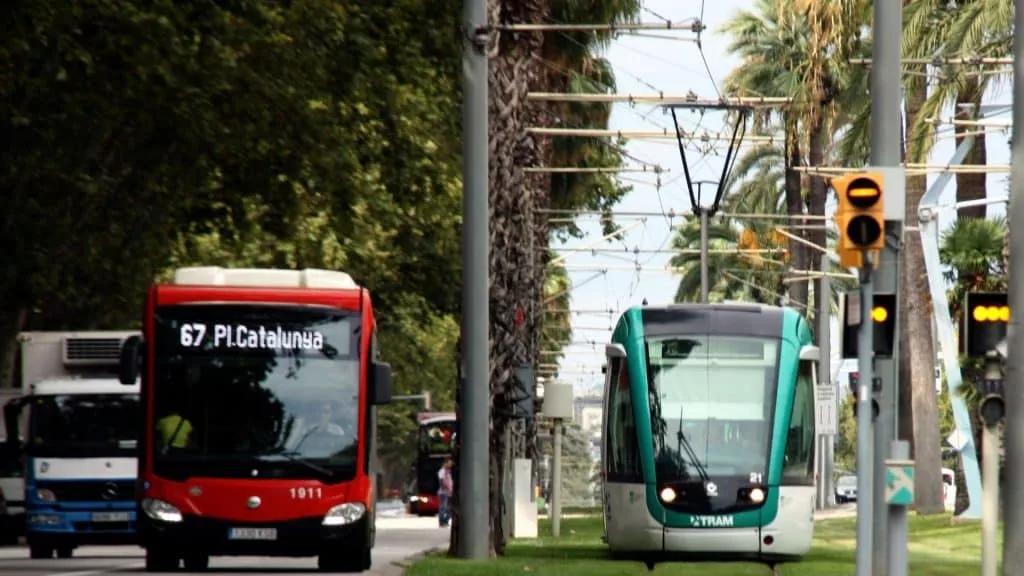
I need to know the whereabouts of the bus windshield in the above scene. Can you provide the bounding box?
[646,335,779,484]
[152,304,362,483]
[29,393,140,458]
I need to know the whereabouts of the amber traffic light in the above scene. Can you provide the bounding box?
[840,292,896,359]
[832,172,885,269]
[962,292,1009,358]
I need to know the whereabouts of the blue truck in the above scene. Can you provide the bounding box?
[5,332,141,559]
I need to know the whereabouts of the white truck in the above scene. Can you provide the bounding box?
[6,332,141,559]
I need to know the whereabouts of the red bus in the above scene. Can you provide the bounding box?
[407,413,455,517]
[118,267,392,573]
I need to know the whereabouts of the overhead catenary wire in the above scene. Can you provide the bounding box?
[496,21,702,33]
[526,127,781,144]
[524,165,670,174]
[526,92,792,107]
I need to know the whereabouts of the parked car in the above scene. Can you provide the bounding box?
[835,474,858,503]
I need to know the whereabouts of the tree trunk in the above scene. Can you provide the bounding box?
[0,307,27,389]
[784,117,808,309]
[902,79,945,514]
[954,79,988,219]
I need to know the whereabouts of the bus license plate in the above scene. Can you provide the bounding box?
[228,527,278,541]
[92,512,130,522]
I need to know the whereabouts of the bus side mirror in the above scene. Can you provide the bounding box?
[370,361,393,405]
[2,399,24,455]
[119,335,143,385]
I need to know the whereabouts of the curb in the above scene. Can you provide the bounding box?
[388,545,447,575]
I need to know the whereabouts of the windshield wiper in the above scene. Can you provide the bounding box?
[258,450,335,478]
[675,405,710,484]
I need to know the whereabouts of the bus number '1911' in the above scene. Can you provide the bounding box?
[290,487,322,500]
[690,515,734,528]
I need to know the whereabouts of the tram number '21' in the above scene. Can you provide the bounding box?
[290,487,323,500]
[749,472,763,483]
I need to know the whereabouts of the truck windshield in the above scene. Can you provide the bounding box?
[152,304,361,483]
[29,394,140,458]
[646,335,779,486]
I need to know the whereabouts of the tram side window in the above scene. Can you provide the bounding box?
[606,357,642,482]
[783,360,815,483]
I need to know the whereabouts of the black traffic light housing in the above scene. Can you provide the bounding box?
[962,292,1009,358]
[840,292,897,359]
[977,351,1005,427]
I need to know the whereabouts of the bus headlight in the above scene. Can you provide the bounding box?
[659,487,677,503]
[141,498,183,523]
[34,488,56,503]
[749,488,765,504]
[323,503,366,526]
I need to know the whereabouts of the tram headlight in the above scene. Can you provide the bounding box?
[659,487,677,503]
[749,487,766,504]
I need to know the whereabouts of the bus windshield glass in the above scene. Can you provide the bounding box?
[29,394,140,458]
[646,335,779,483]
[152,304,361,483]
[418,420,456,457]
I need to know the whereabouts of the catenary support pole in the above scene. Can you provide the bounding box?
[551,418,563,537]
[458,0,490,559]
[700,209,709,303]
[855,266,875,576]
[818,253,833,507]
[869,0,902,570]
[1004,0,1024,566]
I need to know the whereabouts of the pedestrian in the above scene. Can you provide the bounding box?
[437,458,454,527]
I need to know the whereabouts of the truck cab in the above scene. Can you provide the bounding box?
[13,332,141,559]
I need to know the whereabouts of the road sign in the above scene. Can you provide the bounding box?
[816,384,838,435]
[946,430,968,451]
[884,459,916,506]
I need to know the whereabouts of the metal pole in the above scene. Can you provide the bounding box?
[869,0,901,569]
[1004,0,1024,565]
[458,0,490,559]
[982,421,999,576]
[855,265,875,576]
[700,209,709,303]
[551,419,563,537]
[818,253,833,507]
[887,440,910,576]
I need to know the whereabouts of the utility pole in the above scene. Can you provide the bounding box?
[978,351,1005,576]
[1004,0,1024,563]
[458,0,490,560]
[869,0,903,572]
[817,254,833,509]
[854,267,876,576]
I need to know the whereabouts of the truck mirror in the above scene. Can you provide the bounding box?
[2,399,23,452]
[119,335,143,385]
[370,361,393,405]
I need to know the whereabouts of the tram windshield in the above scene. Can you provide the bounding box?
[646,335,779,483]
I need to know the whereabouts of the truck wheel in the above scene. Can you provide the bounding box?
[183,553,209,571]
[29,545,53,559]
[56,547,73,559]
[318,544,371,573]
[145,547,179,572]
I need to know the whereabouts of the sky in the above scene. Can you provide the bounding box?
[553,0,1013,397]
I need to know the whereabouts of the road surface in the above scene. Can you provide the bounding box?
[0,516,448,576]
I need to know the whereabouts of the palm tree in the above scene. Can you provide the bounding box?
[450,0,643,557]
[903,0,1012,219]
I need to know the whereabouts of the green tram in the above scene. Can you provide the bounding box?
[601,303,819,565]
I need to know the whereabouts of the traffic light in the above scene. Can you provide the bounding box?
[839,291,896,358]
[962,292,1009,358]
[832,172,885,269]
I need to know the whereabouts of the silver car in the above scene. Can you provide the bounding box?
[835,475,858,503]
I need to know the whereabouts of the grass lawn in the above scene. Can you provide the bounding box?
[406,514,999,576]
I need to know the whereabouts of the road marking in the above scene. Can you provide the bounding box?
[45,562,144,576]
